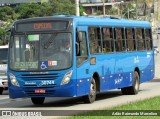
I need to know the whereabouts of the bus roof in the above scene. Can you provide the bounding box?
[72,16,151,28]
[14,15,151,28]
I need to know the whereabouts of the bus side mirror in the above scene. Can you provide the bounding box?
[3,29,11,45]
[77,32,82,42]
[76,31,83,56]
[76,42,80,56]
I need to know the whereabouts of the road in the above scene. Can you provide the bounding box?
[0,52,160,118]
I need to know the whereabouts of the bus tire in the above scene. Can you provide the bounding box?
[31,97,45,105]
[121,71,140,95]
[0,88,3,95]
[83,77,96,103]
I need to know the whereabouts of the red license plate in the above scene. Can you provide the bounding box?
[34,89,46,94]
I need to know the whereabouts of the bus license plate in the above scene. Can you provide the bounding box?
[35,89,46,94]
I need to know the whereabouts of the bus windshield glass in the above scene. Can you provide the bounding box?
[10,32,72,71]
[0,48,8,64]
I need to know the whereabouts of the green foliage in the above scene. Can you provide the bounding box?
[15,3,41,19]
[34,2,51,16]
[0,28,5,42]
[80,5,85,16]
[49,0,75,15]
[0,40,2,45]
[122,2,136,19]
[106,7,118,15]
[96,10,103,15]
[0,0,75,20]
[0,6,16,21]
[68,96,160,119]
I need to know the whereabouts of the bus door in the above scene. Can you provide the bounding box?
[76,26,90,96]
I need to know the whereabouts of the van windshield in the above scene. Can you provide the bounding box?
[0,48,8,64]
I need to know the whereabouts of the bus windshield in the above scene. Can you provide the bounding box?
[10,32,72,71]
[0,48,8,64]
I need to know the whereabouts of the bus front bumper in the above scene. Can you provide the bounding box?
[9,83,77,99]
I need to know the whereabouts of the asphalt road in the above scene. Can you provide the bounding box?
[0,52,160,118]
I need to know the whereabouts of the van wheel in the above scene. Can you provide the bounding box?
[121,71,140,95]
[0,88,3,95]
[31,97,45,105]
[83,77,96,103]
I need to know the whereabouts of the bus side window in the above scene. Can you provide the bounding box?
[101,27,114,53]
[76,31,88,66]
[115,27,125,52]
[136,28,145,51]
[145,29,152,50]
[126,28,136,51]
[89,27,102,54]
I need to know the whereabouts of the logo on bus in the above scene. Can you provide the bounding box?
[40,61,48,70]
[115,77,123,84]
[25,81,36,85]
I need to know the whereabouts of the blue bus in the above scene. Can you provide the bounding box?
[7,15,154,104]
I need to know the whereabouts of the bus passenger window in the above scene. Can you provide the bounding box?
[115,28,126,52]
[102,27,114,53]
[136,28,145,51]
[145,29,152,50]
[126,28,136,51]
[88,27,102,54]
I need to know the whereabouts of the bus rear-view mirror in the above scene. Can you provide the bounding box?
[77,32,82,42]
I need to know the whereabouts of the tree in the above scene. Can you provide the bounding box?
[34,2,52,16]
[0,28,5,45]
[106,7,118,16]
[15,0,75,18]
[122,2,136,19]
[15,3,41,19]
[48,0,75,15]
[0,6,15,21]
[80,5,85,16]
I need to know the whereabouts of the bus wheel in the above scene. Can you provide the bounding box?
[31,97,45,105]
[0,88,3,95]
[121,71,140,95]
[83,77,96,103]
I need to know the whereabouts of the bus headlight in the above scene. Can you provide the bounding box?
[61,70,72,85]
[9,73,19,87]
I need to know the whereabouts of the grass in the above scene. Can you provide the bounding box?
[67,96,160,119]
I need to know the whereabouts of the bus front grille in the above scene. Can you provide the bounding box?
[20,73,59,80]
[23,84,57,87]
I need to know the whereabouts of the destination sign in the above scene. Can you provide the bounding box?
[34,23,52,30]
[16,21,69,32]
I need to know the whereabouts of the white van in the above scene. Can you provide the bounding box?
[0,45,8,94]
